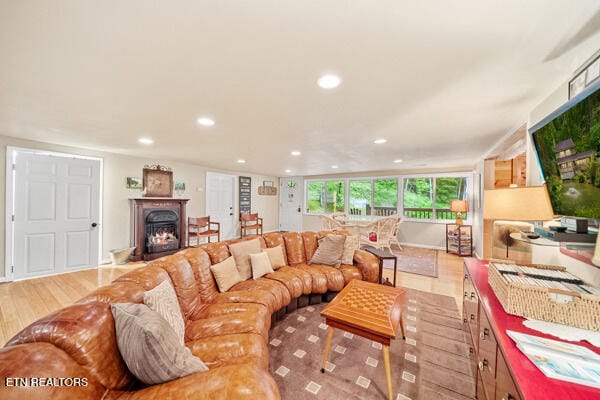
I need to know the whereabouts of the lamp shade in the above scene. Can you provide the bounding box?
[483,185,554,221]
[450,200,469,213]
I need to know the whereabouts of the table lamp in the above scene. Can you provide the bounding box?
[450,200,469,226]
[483,185,555,257]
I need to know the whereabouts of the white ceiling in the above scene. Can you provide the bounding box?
[1,1,599,177]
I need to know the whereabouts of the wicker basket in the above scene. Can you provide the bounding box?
[488,262,600,331]
[109,247,135,265]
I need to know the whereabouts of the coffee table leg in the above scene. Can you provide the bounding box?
[383,344,393,400]
[320,326,335,373]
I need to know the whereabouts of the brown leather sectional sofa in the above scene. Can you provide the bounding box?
[0,231,379,400]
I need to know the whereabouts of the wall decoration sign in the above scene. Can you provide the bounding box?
[239,176,251,214]
[142,165,173,197]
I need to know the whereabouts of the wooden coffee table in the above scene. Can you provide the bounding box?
[320,280,406,400]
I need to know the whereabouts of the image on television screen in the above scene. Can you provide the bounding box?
[531,87,600,219]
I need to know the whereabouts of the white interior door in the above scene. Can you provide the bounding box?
[206,172,236,239]
[279,177,303,232]
[11,150,101,280]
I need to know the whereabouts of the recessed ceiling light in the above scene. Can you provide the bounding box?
[393,159,403,163]
[331,165,339,169]
[291,150,301,156]
[197,117,215,127]
[317,74,341,89]
[237,159,246,164]
[138,137,154,145]
[285,169,292,173]
[373,138,387,144]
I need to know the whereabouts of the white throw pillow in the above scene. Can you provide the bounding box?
[250,252,275,279]
[263,245,286,269]
[144,280,186,345]
[210,256,244,292]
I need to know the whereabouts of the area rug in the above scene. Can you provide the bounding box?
[269,288,475,400]
[389,246,439,278]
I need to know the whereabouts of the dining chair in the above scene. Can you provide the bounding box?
[389,216,403,251]
[240,213,263,237]
[320,215,345,231]
[187,216,220,246]
[359,216,397,252]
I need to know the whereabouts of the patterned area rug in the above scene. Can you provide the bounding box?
[389,246,438,278]
[269,288,474,400]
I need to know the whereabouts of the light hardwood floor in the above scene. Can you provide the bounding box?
[0,252,466,346]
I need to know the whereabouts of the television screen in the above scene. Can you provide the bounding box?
[530,85,600,219]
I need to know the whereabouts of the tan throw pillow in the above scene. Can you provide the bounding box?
[263,245,286,269]
[310,234,346,267]
[341,235,359,265]
[210,256,243,292]
[111,303,207,385]
[143,280,186,345]
[228,238,262,280]
[250,252,274,279]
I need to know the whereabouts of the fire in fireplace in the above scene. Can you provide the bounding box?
[144,209,180,254]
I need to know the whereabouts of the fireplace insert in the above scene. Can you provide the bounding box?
[144,209,180,253]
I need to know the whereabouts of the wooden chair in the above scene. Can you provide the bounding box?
[187,216,220,246]
[240,213,263,237]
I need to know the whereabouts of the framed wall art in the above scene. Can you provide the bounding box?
[142,165,173,197]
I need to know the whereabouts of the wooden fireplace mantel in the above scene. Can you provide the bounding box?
[129,198,189,262]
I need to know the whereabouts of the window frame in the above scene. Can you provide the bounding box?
[304,172,472,224]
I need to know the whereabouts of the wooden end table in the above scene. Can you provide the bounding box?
[320,280,405,400]
[364,246,397,287]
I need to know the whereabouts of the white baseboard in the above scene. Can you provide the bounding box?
[0,276,9,283]
[399,242,446,251]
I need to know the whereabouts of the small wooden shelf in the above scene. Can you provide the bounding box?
[446,224,473,257]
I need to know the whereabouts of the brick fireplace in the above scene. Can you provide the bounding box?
[130,198,189,261]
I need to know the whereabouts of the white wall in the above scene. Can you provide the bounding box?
[0,135,279,277]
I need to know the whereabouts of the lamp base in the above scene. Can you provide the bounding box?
[455,212,463,226]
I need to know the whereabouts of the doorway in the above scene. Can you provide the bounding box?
[279,177,303,232]
[206,172,236,239]
[6,147,102,281]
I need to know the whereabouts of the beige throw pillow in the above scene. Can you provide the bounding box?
[310,234,346,267]
[250,252,275,279]
[263,245,286,269]
[228,238,262,280]
[341,235,359,265]
[144,280,186,345]
[111,303,208,385]
[210,256,243,292]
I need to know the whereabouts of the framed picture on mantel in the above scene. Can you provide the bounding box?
[143,165,173,197]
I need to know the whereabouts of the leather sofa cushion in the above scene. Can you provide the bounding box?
[144,280,186,344]
[229,238,262,280]
[263,245,286,269]
[309,235,346,267]
[250,252,274,279]
[110,303,207,385]
[210,256,244,292]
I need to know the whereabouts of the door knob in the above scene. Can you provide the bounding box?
[91,222,98,227]
[297,207,301,212]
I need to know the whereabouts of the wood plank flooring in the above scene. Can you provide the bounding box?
[0,252,466,346]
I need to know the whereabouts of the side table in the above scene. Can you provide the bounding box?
[363,246,397,287]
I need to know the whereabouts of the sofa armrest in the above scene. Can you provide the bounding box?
[352,249,379,283]
[108,364,280,400]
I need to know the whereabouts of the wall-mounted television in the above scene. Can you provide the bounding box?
[530,82,600,219]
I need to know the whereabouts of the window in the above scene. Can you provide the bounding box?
[402,176,468,221]
[305,174,469,222]
[348,180,371,215]
[306,180,345,213]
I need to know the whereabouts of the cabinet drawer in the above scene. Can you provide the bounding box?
[477,372,488,400]
[478,303,497,355]
[495,350,522,400]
